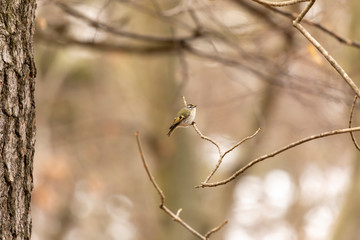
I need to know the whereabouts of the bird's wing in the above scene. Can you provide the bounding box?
[177,108,190,118]
[170,115,185,128]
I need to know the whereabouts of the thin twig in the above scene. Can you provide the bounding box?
[188,4,202,31]
[292,22,360,98]
[192,123,222,156]
[182,95,187,106]
[181,97,260,183]
[349,96,360,151]
[36,31,179,54]
[176,208,183,217]
[177,50,190,94]
[223,128,261,158]
[135,131,165,205]
[258,4,360,48]
[293,0,314,23]
[247,0,360,98]
[205,220,228,239]
[135,131,226,239]
[196,126,360,188]
[124,0,193,30]
[203,127,261,183]
[291,0,360,97]
[56,2,198,43]
[251,0,309,7]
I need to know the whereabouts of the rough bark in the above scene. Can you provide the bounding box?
[0,1,37,239]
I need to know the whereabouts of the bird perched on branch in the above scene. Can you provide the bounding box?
[168,104,197,136]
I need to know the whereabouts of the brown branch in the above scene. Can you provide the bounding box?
[124,0,193,30]
[135,131,225,239]
[36,31,179,54]
[258,5,360,48]
[182,95,188,107]
[251,0,309,7]
[349,96,360,151]
[135,131,165,204]
[205,220,228,239]
[293,0,360,98]
[56,2,199,43]
[293,0,315,23]
[246,0,360,98]
[180,96,260,183]
[196,126,360,188]
[192,123,222,157]
[292,25,360,98]
[176,51,190,95]
[222,128,261,157]
[194,124,261,183]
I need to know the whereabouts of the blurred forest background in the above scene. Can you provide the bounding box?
[32,0,360,240]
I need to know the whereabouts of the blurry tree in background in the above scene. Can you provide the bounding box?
[0,0,37,239]
[31,0,360,240]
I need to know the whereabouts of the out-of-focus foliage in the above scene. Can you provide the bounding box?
[33,0,360,240]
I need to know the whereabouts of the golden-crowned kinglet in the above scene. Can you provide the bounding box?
[168,104,197,136]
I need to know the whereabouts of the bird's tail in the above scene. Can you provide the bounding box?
[167,122,180,136]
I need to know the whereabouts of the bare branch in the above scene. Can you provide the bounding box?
[223,128,261,158]
[135,131,226,240]
[205,220,228,239]
[182,95,188,106]
[55,2,198,43]
[293,0,360,97]
[349,96,360,151]
[175,50,190,96]
[192,123,222,156]
[292,22,360,98]
[176,208,183,217]
[202,127,261,183]
[36,31,179,54]
[246,0,360,98]
[293,0,315,23]
[251,0,309,7]
[135,131,165,205]
[197,126,360,188]
[125,0,193,30]
[187,4,202,30]
[256,4,360,48]
[180,97,260,183]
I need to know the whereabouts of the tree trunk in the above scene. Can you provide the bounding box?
[0,1,37,239]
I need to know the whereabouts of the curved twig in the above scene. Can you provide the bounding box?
[182,95,188,107]
[244,0,360,97]
[196,126,360,188]
[251,0,309,7]
[181,96,261,183]
[192,123,222,157]
[205,220,228,239]
[349,96,360,151]
[202,127,261,183]
[256,4,360,48]
[135,131,226,239]
[56,2,199,44]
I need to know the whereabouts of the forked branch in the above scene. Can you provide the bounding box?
[135,131,227,240]
[248,0,360,97]
[181,96,261,183]
[196,126,360,188]
[192,123,261,183]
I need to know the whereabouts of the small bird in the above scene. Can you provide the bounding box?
[168,104,197,136]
